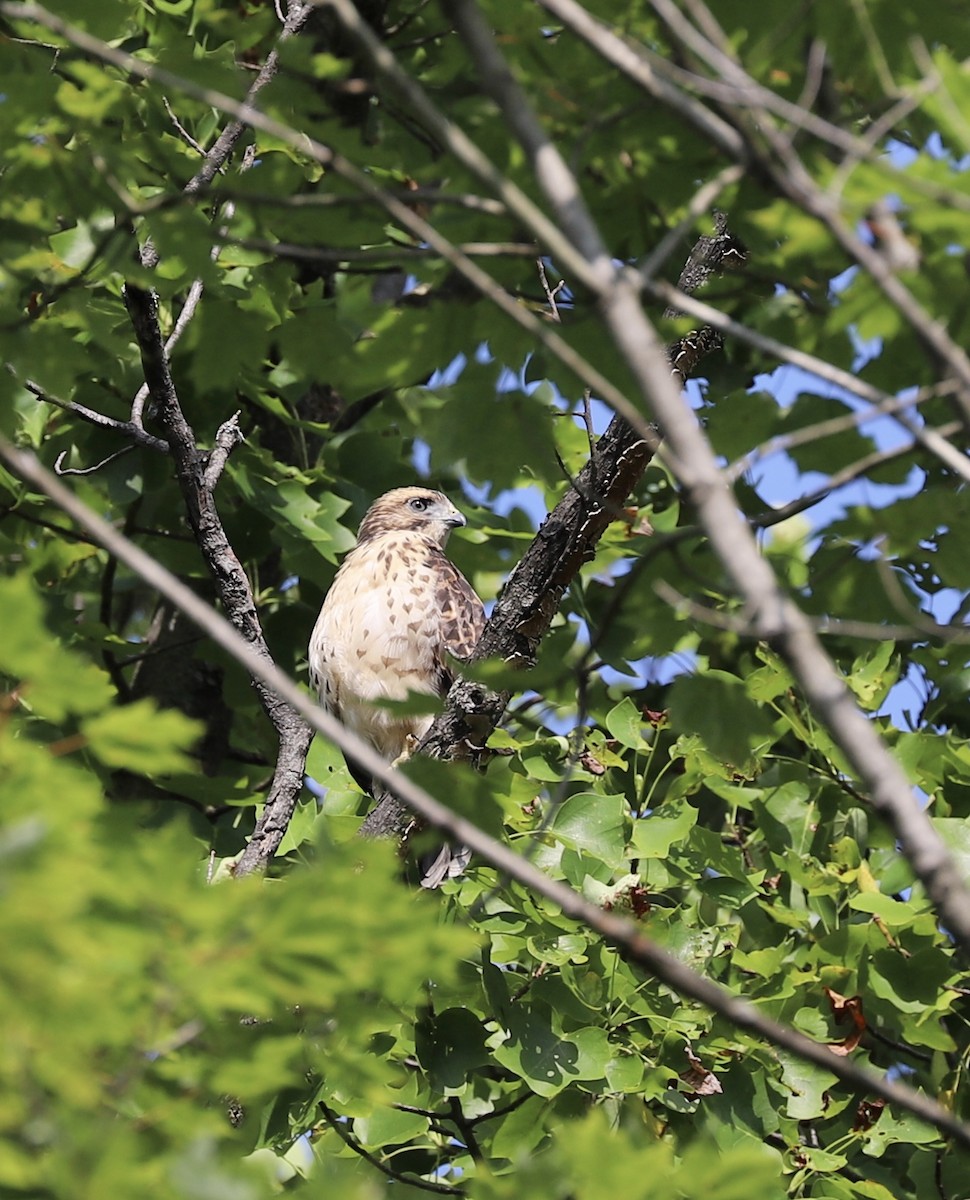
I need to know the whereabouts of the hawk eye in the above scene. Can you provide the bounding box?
[409,496,430,512]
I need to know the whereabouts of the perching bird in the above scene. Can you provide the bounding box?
[865,200,920,274]
[308,486,485,885]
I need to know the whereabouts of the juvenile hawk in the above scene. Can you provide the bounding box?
[308,487,485,881]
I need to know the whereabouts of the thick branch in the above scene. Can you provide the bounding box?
[446,0,970,960]
[361,0,746,840]
[360,232,738,839]
[121,283,311,876]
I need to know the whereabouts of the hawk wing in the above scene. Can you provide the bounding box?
[432,548,486,685]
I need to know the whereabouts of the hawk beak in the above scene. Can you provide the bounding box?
[447,510,466,528]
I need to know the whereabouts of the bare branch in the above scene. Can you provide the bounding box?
[53,445,137,477]
[316,0,609,296]
[121,281,311,876]
[647,0,970,424]
[221,186,508,217]
[536,258,565,321]
[654,581,970,646]
[130,279,206,429]
[225,236,539,266]
[647,280,970,485]
[14,374,170,454]
[749,425,962,528]
[162,96,208,156]
[728,388,959,485]
[539,0,970,220]
[182,2,314,198]
[445,0,970,963]
[202,412,245,491]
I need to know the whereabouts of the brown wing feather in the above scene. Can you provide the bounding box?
[431,549,485,671]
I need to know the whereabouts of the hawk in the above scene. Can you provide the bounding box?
[308,487,485,883]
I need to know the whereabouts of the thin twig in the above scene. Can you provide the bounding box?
[647,280,970,485]
[162,96,208,155]
[653,580,970,645]
[16,374,169,454]
[202,412,245,491]
[317,1102,464,1196]
[749,425,962,527]
[221,186,508,216]
[226,235,538,265]
[728,387,958,485]
[54,444,137,477]
[536,258,565,321]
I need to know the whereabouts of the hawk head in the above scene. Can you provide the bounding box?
[356,487,467,547]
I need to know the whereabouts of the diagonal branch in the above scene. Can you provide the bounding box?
[647,281,970,485]
[15,375,169,456]
[184,2,313,197]
[3,432,970,1152]
[441,0,970,963]
[648,0,970,425]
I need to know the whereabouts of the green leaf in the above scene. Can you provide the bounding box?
[631,800,697,857]
[487,1006,619,1097]
[846,641,900,711]
[777,1052,838,1120]
[550,793,629,866]
[81,700,200,772]
[416,1007,492,1093]
[668,670,777,774]
[867,948,958,1015]
[604,696,645,749]
[848,892,923,928]
[860,1110,941,1158]
[0,575,114,721]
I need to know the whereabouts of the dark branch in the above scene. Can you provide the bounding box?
[121,282,312,877]
[17,376,169,454]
